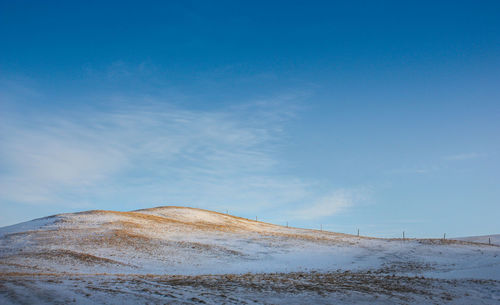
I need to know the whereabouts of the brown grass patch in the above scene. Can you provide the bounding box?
[4,249,128,266]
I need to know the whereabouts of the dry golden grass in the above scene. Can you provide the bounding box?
[2,249,129,266]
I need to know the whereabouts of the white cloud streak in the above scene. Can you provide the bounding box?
[0,75,367,224]
[286,189,368,221]
[0,94,314,213]
[444,153,487,161]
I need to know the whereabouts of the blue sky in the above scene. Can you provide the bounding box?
[1,1,499,237]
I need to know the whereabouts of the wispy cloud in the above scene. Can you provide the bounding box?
[0,89,317,215]
[286,188,369,220]
[0,75,369,225]
[444,153,487,161]
[387,166,439,175]
[387,152,489,176]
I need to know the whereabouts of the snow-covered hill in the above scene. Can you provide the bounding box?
[0,206,498,278]
[1,206,499,304]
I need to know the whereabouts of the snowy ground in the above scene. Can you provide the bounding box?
[0,206,499,304]
[1,272,499,305]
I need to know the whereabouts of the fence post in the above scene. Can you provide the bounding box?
[256,216,258,221]
[320,224,323,231]
[403,231,405,241]
[357,228,359,237]
[489,237,491,245]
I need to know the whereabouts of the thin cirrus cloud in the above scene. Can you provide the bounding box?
[1,92,355,218]
[286,188,369,221]
[387,166,439,175]
[444,153,488,161]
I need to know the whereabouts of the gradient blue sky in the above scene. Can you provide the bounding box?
[1,1,499,237]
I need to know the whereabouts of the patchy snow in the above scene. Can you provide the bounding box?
[1,273,499,305]
[0,206,499,304]
[0,216,59,238]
